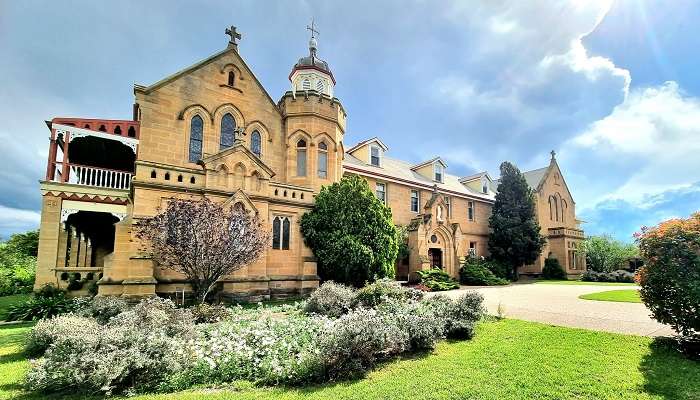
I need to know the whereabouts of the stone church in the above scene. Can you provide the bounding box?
[34,25,585,300]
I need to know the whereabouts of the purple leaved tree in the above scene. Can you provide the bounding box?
[136,197,269,304]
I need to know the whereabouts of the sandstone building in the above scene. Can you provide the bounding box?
[34,26,584,300]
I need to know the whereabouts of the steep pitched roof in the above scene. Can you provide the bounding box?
[459,171,493,183]
[346,137,388,153]
[521,166,549,189]
[410,157,448,171]
[343,153,493,202]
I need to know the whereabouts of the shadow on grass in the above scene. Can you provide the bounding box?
[639,336,700,399]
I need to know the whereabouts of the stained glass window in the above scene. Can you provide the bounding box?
[251,130,261,157]
[189,115,203,163]
[220,113,236,150]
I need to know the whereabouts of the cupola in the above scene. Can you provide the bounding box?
[289,20,335,98]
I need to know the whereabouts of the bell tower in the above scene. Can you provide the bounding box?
[280,20,346,192]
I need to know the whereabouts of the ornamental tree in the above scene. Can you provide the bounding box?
[581,235,639,272]
[637,213,700,341]
[488,162,546,280]
[136,198,269,304]
[300,175,398,287]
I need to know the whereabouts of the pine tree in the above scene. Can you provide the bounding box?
[488,162,546,280]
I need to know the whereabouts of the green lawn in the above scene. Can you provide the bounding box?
[535,279,637,286]
[1,319,698,400]
[0,293,31,321]
[580,289,642,303]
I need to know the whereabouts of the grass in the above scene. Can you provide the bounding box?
[0,293,31,321]
[580,289,642,303]
[1,319,698,400]
[535,279,637,286]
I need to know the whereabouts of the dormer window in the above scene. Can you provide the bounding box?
[481,177,489,194]
[434,163,443,182]
[370,146,381,167]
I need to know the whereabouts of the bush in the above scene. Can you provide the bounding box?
[0,231,38,296]
[637,213,700,341]
[300,176,399,287]
[25,314,100,357]
[582,235,639,272]
[6,294,79,321]
[352,278,420,308]
[445,292,486,339]
[581,269,635,283]
[416,268,460,291]
[541,257,567,280]
[190,303,234,324]
[482,259,512,281]
[459,259,509,286]
[75,296,130,324]
[304,281,356,318]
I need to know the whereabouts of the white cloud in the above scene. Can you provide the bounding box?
[0,205,40,239]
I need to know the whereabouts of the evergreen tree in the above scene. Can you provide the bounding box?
[488,162,546,280]
[301,175,398,287]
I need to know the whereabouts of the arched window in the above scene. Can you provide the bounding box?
[227,71,235,86]
[302,78,311,90]
[317,141,328,178]
[220,113,235,150]
[296,139,307,177]
[272,216,290,250]
[316,79,324,92]
[188,115,203,162]
[561,199,567,223]
[251,130,261,157]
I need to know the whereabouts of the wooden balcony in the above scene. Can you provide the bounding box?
[50,162,133,190]
[548,227,585,239]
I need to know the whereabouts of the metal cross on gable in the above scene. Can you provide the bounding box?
[225,25,242,45]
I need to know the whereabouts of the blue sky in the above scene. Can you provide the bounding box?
[0,0,698,241]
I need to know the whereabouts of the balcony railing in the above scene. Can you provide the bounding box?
[50,163,133,190]
[548,227,585,239]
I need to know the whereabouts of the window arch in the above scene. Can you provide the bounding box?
[549,195,559,221]
[227,71,235,86]
[220,113,236,149]
[561,199,567,223]
[317,141,328,178]
[251,130,261,157]
[188,115,203,163]
[296,139,307,177]
[272,216,290,250]
[302,78,311,90]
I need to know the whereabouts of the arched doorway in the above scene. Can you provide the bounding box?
[428,248,443,269]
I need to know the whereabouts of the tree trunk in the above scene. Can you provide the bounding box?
[192,281,214,305]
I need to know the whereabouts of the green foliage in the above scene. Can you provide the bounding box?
[416,268,460,291]
[395,225,410,262]
[352,278,422,308]
[301,176,399,287]
[637,212,700,340]
[0,230,38,296]
[541,258,567,280]
[5,294,78,322]
[488,162,546,278]
[581,235,639,272]
[459,259,509,286]
[581,269,635,283]
[304,281,356,318]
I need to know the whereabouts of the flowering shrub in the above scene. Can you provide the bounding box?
[304,281,355,317]
[416,268,460,291]
[353,278,421,308]
[25,314,100,357]
[637,213,700,342]
[75,296,130,324]
[190,303,234,324]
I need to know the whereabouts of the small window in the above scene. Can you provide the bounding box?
[318,141,328,179]
[127,126,136,137]
[164,172,170,181]
[190,176,196,184]
[272,216,291,250]
[251,130,262,157]
[376,182,386,204]
[227,71,235,86]
[469,241,477,257]
[444,196,451,217]
[114,126,122,135]
[468,201,474,221]
[410,190,419,212]
[98,124,106,132]
[434,163,443,182]
[177,174,183,182]
[296,139,307,177]
[302,78,311,90]
[150,170,157,179]
[370,146,381,167]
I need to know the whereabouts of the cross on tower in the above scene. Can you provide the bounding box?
[225,25,242,48]
[307,18,319,38]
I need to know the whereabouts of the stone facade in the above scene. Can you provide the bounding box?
[34,28,584,301]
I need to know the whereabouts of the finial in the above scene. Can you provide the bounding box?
[225,25,242,50]
[307,18,320,57]
[550,150,556,160]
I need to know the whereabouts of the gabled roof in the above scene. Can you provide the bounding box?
[343,153,494,202]
[198,142,276,178]
[410,157,448,171]
[459,171,493,184]
[347,137,388,153]
[521,166,549,189]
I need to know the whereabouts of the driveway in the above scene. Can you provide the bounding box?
[431,283,674,337]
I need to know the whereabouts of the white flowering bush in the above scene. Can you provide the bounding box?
[75,296,130,324]
[304,281,355,317]
[446,292,485,339]
[352,278,422,308]
[24,314,100,357]
[377,299,444,351]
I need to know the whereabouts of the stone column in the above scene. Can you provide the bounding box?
[34,196,62,290]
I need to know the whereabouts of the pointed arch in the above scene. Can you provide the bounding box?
[220,113,236,149]
[188,115,204,163]
[212,103,245,126]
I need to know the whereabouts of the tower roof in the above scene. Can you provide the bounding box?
[289,20,335,84]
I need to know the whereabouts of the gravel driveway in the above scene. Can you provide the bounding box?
[431,283,674,337]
